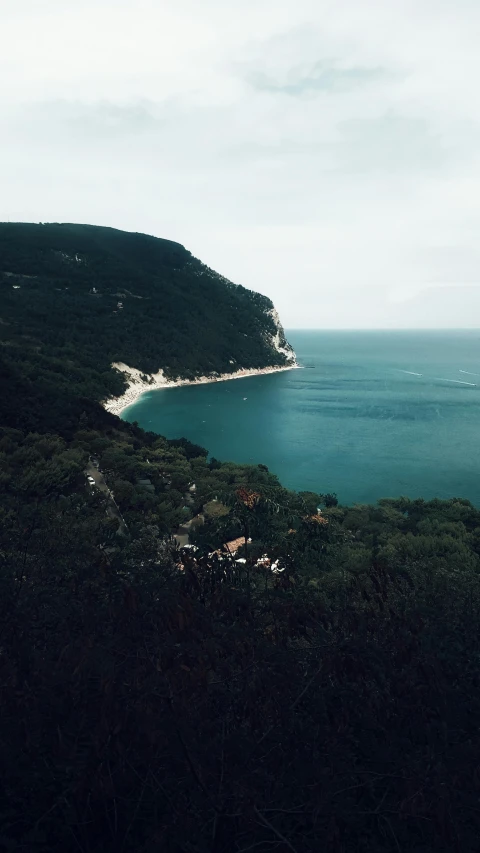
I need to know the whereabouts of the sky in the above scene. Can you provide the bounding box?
[2,0,480,328]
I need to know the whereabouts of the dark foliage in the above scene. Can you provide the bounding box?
[2,473,480,853]
[0,222,292,430]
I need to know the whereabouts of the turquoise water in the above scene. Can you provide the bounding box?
[123,330,480,505]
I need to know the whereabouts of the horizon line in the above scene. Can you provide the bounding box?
[285,327,480,332]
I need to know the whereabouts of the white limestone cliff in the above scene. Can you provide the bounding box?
[268,308,296,362]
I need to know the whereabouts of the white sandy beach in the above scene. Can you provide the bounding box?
[103,361,302,417]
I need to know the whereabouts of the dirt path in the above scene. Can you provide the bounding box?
[86,462,128,536]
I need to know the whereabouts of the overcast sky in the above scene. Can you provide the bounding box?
[2,0,480,328]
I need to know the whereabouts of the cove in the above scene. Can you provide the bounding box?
[122,330,480,506]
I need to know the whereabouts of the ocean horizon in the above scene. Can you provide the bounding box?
[123,329,480,506]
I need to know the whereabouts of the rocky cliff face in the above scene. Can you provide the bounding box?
[268,308,297,363]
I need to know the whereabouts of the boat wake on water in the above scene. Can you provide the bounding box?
[436,378,477,386]
[396,369,477,386]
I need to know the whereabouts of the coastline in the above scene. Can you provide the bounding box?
[103,361,302,417]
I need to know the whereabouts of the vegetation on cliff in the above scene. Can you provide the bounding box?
[0,222,294,414]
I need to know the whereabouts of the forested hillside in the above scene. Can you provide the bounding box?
[0,222,294,416]
[3,422,480,852]
[1,223,480,852]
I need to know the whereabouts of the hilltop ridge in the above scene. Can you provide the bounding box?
[0,222,295,428]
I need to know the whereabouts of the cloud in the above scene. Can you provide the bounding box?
[1,0,480,327]
[248,63,389,96]
[334,115,447,174]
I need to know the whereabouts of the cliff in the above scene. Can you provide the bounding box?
[0,222,296,420]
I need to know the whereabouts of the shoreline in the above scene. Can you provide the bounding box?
[103,361,302,417]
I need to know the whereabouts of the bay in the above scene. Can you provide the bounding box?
[122,330,480,505]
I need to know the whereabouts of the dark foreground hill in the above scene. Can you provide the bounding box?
[0,222,294,421]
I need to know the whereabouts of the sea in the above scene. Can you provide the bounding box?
[122,330,480,506]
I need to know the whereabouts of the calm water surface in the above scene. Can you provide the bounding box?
[123,331,480,505]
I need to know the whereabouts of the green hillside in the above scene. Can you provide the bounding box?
[0,222,294,413]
